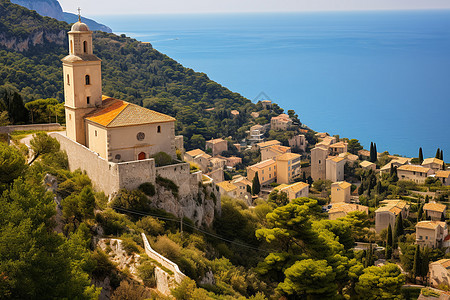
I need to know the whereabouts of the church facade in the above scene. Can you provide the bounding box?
[62,20,176,162]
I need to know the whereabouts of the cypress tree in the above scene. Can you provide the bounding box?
[252,172,260,195]
[425,195,429,203]
[376,180,382,195]
[436,148,441,159]
[419,147,424,164]
[365,243,373,268]
[441,149,444,161]
[374,143,378,161]
[443,161,446,171]
[412,245,420,283]
[393,213,403,249]
[417,204,424,222]
[386,224,393,259]
[369,142,374,162]
[421,247,430,281]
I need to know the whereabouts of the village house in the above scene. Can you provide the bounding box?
[255,140,281,151]
[330,181,352,203]
[260,99,272,110]
[329,141,348,156]
[397,165,435,184]
[316,136,337,148]
[338,152,359,166]
[436,170,450,186]
[358,149,370,160]
[206,168,224,183]
[248,124,265,143]
[275,181,309,200]
[360,160,376,171]
[223,156,242,168]
[311,145,328,181]
[422,157,445,172]
[217,176,252,204]
[205,138,228,156]
[375,200,409,232]
[276,152,302,184]
[326,156,346,182]
[247,159,277,186]
[184,149,211,172]
[209,157,227,171]
[184,149,206,163]
[379,157,410,174]
[270,114,293,131]
[328,202,369,220]
[424,202,447,221]
[430,259,450,288]
[216,181,239,199]
[315,132,329,140]
[416,221,448,248]
[288,134,307,152]
[261,144,291,161]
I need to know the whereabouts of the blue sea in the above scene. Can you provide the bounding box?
[94,11,450,159]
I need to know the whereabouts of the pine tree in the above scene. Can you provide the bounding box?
[386,224,393,259]
[436,148,441,159]
[412,245,420,283]
[252,172,260,195]
[419,147,424,164]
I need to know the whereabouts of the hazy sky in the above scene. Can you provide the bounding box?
[58,0,450,16]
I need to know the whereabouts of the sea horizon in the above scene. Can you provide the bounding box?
[93,10,450,159]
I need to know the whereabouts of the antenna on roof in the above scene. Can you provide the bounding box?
[77,7,81,22]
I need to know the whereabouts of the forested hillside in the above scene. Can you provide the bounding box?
[0,0,267,148]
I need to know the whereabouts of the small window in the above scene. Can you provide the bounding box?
[69,114,72,120]
[87,96,90,104]
[85,75,90,85]
[83,41,87,53]
[94,130,97,137]
[157,125,161,133]
[115,154,121,160]
[67,74,70,85]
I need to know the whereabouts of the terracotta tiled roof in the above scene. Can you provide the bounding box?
[328,156,345,163]
[206,138,226,144]
[360,161,375,168]
[436,171,450,178]
[216,181,238,192]
[398,165,431,173]
[285,181,309,193]
[330,141,347,148]
[186,149,205,157]
[268,145,291,155]
[85,96,175,127]
[231,110,239,115]
[375,200,407,215]
[329,202,368,215]
[257,140,281,148]
[423,202,446,213]
[416,221,446,230]
[339,152,359,161]
[248,159,276,170]
[276,152,301,162]
[422,157,444,166]
[432,259,450,269]
[333,181,352,189]
[231,176,251,186]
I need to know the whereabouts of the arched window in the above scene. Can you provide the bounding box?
[85,75,90,85]
[138,152,146,160]
[67,74,70,85]
[157,125,161,133]
[70,40,73,54]
[83,41,87,53]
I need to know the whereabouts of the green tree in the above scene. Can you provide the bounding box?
[267,190,289,207]
[252,172,261,195]
[386,224,393,259]
[277,259,337,298]
[441,149,444,161]
[347,139,363,155]
[419,147,424,164]
[29,132,60,164]
[369,142,375,162]
[417,204,424,222]
[0,143,26,188]
[412,245,420,282]
[0,85,28,124]
[393,213,403,249]
[355,264,405,300]
[24,98,59,124]
[436,148,441,159]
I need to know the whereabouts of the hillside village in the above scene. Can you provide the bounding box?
[1,1,450,299]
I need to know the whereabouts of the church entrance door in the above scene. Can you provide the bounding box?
[138,152,146,160]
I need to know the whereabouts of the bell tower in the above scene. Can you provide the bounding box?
[62,12,102,145]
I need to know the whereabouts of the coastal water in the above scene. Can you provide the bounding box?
[94,11,450,159]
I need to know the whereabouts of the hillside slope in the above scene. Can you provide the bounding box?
[0,0,266,148]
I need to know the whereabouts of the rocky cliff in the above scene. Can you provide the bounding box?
[0,29,66,51]
[10,0,112,32]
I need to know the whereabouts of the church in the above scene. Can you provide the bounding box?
[62,19,176,162]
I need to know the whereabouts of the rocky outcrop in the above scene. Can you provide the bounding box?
[150,180,221,227]
[10,0,112,33]
[0,30,66,51]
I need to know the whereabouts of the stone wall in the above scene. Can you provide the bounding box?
[0,123,64,133]
[142,233,186,295]
[156,162,197,198]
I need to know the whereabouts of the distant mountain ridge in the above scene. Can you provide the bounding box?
[10,0,112,32]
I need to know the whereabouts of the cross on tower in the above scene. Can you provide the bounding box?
[77,7,81,22]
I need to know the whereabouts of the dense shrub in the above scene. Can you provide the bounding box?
[139,182,155,196]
